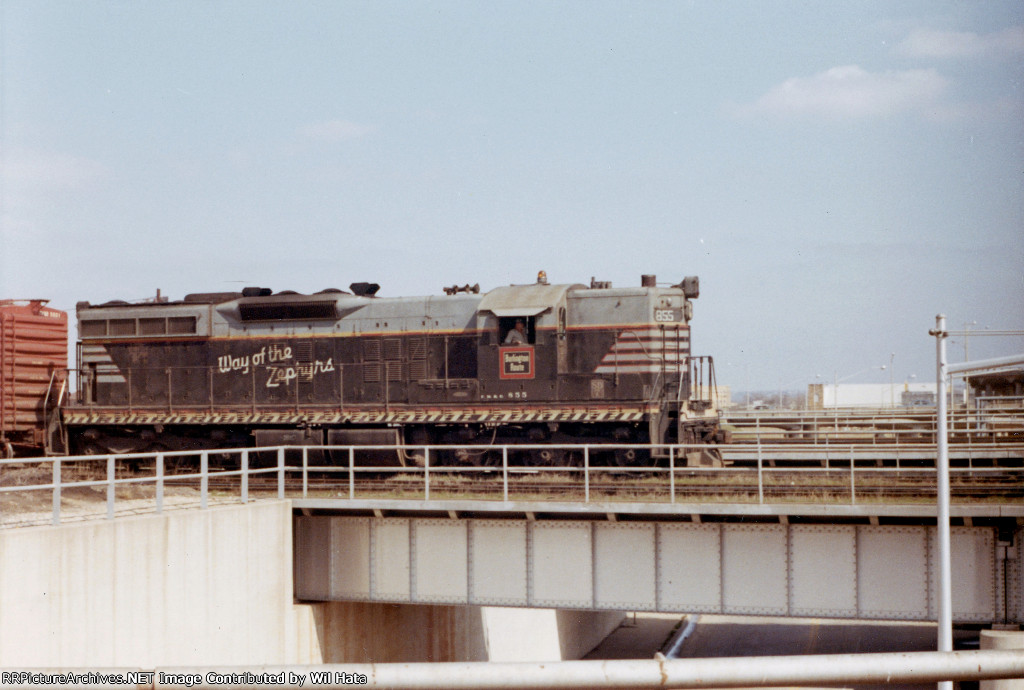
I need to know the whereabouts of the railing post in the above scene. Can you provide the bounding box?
[850,447,856,505]
[241,449,249,504]
[52,457,61,525]
[757,440,764,505]
[669,446,676,503]
[201,452,209,509]
[277,447,285,499]
[348,446,356,499]
[107,454,115,519]
[302,447,308,498]
[502,446,509,502]
[424,446,430,501]
[344,448,352,497]
[584,446,590,503]
[156,453,164,514]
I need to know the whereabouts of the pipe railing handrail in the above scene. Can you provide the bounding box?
[1,440,1021,528]
[16,649,1023,689]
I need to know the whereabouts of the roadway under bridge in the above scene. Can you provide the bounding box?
[293,500,1024,625]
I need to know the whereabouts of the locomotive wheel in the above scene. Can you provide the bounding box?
[613,447,653,467]
[79,440,105,456]
[534,448,565,466]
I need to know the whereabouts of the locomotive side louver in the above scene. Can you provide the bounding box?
[239,300,337,321]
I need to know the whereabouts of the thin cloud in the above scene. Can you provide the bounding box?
[741,65,947,119]
[299,119,379,143]
[899,26,1024,59]
[0,150,107,243]
[1,149,107,189]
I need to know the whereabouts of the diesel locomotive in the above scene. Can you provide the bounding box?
[61,273,724,466]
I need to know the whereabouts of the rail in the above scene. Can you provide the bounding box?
[723,407,1024,446]
[1,441,1021,528]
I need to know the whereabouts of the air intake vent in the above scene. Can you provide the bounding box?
[239,301,337,321]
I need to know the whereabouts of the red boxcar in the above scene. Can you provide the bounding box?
[0,300,68,456]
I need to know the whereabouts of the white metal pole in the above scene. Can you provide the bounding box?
[151,650,1024,689]
[156,453,164,514]
[502,446,508,502]
[51,456,61,525]
[277,447,285,499]
[200,451,208,509]
[106,454,115,519]
[930,314,953,690]
[241,449,249,504]
[424,446,430,501]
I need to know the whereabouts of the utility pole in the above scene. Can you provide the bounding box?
[928,315,953,690]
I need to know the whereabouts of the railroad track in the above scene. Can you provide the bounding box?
[208,467,1024,505]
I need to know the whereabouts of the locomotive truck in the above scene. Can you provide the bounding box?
[14,273,725,465]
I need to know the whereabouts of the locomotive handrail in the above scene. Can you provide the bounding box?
[65,361,713,412]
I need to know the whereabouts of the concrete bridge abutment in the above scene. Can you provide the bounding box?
[0,500,620,666]
[292,602,623,663]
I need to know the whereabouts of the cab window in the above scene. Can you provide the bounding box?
[498,316,535,345]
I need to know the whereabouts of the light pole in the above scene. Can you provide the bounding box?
[962,321,976,408]
[928,315,953,690]
[778,377,809,410]
[931,317,1024,690]
[827,364,887,429]
[833,365,888,405]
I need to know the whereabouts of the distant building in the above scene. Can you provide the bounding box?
[806,383,937,410]
[968,369,1024,411]
[710,384,732,410]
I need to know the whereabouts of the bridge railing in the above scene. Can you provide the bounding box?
[722,407,1024,447]
[2,441,1020,528]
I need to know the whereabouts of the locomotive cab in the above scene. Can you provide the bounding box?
[475,282,582,403]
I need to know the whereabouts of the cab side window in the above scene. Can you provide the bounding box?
[498,316,535,345]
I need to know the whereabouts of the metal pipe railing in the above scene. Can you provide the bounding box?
[66,649,1024,689]
[2,441,1021,528]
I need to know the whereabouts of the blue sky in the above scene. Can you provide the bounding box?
[2,1,1022,391]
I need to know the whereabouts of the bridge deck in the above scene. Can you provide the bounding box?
[293,497,1024,522]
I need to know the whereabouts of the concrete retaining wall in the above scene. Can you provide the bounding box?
[0,502,619,666]
[0,501,294,667]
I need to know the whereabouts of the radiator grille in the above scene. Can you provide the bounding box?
[363,339,381,361]
[384,338,402,361]
[363,362,382,383]
[409,337,427,380]
[386,361,404,382]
